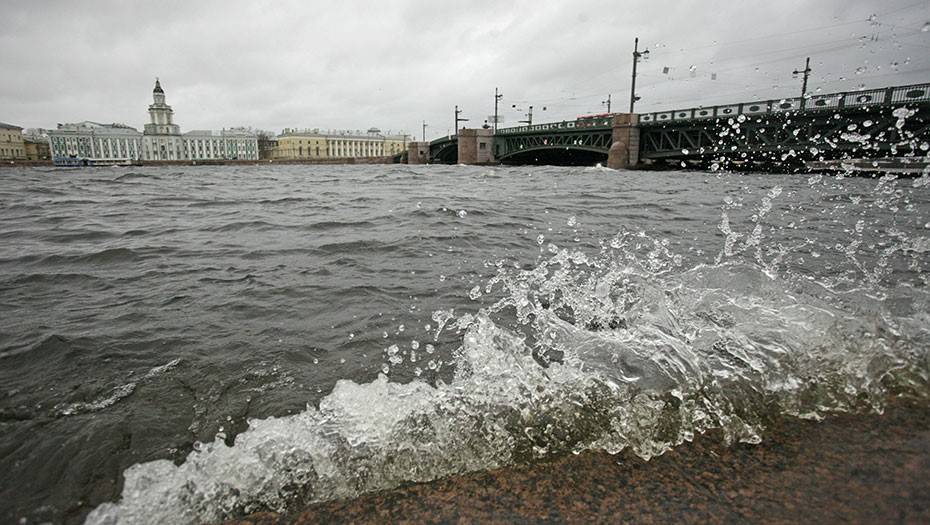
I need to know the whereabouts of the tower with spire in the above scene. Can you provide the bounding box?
[140,77,259,162]
[144,79,180,136]
[143,78,182,160]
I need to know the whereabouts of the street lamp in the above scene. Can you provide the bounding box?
[792,57,812,99]
[630,37,650,113]
[513,104,545,126]
[454,105,469,137]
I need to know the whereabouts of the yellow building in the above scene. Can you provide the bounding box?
[273,128,409,160]
[274,130,329,160]
[0,122,26,160]
[24,137,50,160]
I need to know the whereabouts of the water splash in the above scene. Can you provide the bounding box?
[86,229,930,524]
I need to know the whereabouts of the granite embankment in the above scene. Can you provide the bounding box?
[227,399,930,525]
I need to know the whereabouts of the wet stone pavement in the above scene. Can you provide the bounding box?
[226,399,930,524]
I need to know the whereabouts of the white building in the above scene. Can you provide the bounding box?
[49,121,143,166]
[142,79,258,161]
[182,128,259,161]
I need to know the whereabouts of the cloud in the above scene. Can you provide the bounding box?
[1,0,927,137]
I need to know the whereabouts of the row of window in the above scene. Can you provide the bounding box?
[0,147,25,158]
[50,137,141,159]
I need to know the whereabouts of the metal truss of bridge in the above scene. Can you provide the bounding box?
[429,136,458,163]
[494,116,614,163]
[638,82,930,165]
[421,82,930,168]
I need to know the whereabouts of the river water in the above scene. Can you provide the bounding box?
[1,164,928,524]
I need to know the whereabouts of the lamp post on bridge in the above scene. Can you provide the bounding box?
[793,57,812,99]
[454,106,468,137]
[630,37,649,113]
[602,93,612,113]
[493,88,503,133]
[422,120,427,142]
[514,104,545,126]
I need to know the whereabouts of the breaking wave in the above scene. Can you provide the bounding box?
[86,229,930,524]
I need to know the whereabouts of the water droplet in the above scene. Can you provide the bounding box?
[863,120,873,128]
[567,216,577,227]
[922,22,930,32]
[681,148,690,155]
[411,340,420,350]
[536,234,545,245]
[457,209,467,218]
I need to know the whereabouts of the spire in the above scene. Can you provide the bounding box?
[153,78,164,94]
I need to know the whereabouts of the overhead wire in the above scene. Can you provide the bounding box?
[500,2,929,119]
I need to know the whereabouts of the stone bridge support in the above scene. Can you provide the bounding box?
[457,128,495,165]
[407,141,430,164]
[607,113,640,170]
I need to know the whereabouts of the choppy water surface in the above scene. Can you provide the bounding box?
[1,164,928,524]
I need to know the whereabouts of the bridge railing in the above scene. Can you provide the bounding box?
[638,82,930,126]
[429,135,456,146]
[496,116,613,135]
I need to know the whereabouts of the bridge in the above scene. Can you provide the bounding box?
[407,82,930,170]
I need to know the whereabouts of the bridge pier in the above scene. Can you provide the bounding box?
[457,128,495,165]
[607,113,640,170]
[407,141,430,164]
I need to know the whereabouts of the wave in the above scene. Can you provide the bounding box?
[35,247,142,265]
[114,173,161,182]
[301,219,376,231]
[204,220,284,233]
[85,235,930,524]
[54,359,182,418]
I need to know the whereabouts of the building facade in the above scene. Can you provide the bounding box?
[142,79,184,161]
[142,79,258,162]
[273,128,408,160]
[24,136,50,161]
[49,121,143,165]
[181,128,259,161]
[0,122,26,160]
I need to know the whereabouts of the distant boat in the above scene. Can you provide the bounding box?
[53,156,136,167]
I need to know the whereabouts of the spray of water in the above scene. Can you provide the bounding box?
[86,205,930,524]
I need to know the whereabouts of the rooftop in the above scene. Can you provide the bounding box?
[0,122,23,130]
[279,128,409,140]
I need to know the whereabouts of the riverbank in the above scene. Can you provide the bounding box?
[228,398,929,524]
[0,156,400,169]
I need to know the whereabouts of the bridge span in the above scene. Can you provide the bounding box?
[407,82,930,171]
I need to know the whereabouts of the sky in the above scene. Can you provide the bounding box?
[1,0,929,139]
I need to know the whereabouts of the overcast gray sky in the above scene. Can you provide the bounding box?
[2,0,928,138]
